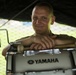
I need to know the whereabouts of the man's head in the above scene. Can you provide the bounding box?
[31,2,55,35]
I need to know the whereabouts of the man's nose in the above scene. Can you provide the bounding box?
[36,19,41,24]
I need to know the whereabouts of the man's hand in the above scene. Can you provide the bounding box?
[30,36,55,50]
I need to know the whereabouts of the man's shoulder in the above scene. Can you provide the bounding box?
[16,36,31,41]
[55,34,76,40]
[20,36,30,39]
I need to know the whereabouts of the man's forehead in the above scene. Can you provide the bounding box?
[34,6,50,11]
[32,6,51,14]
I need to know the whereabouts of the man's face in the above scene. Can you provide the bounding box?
[31,6,55,35]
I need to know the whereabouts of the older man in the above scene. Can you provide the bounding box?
[2,2,76,56]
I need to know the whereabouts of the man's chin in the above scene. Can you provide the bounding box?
[35,30,44,35]
[36,30,42,33]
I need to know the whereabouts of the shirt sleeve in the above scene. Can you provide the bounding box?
[56,34,76,41]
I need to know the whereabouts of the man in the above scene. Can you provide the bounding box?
[2,2,76,56]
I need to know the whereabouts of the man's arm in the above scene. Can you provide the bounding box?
[55,34,76,47]
[2,35,76,56]
[2,44,10,56]
[2,36,34,56]
[2,35,50,56]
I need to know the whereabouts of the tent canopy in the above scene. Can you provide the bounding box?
[0,0,76,27]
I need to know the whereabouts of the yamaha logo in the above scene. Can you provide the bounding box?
[28,60,34,64]
[27,58,59,64]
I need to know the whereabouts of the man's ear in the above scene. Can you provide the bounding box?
[51,16,55,25]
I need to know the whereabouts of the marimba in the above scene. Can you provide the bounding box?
[6,44,76,75]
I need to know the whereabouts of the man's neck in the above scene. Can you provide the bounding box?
[34,31,53,36]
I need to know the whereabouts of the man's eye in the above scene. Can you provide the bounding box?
[33,17,37,20]
[42,17,47,20]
